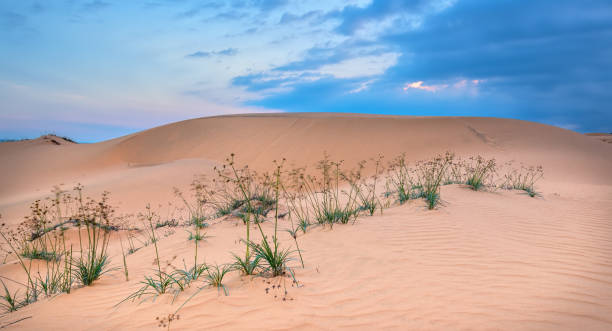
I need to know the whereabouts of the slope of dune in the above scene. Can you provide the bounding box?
[1,114,610,213]
[0,113,611,330]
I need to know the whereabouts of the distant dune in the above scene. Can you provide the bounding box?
[0,114,611,330]
[586,132,612,144]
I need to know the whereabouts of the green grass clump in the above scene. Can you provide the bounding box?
[216,199,244,217]
[300,155,360,226]
[415,152,454,209]
[0,280,24,312]
[465,156,496,191]
[72,188,114,286]
[249,237,292,277]
[386,154,421,204]
[351,156,384,216]
[20,244,58,261]
[205,264,233,296]
[187,230,207,242]
[73,253,111,287]
[232,252,260,276]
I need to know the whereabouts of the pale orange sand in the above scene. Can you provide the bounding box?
[0,113,611,330]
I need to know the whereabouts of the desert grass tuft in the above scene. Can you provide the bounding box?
[501,162,544,197]
[0,279,23,312]
[386,154,421,204]
[20,244,58,262]
[250,159,295,276]
[465,156,497,191]
[72,186,115,286]
[415,152,454,209]
[187,230,207,242]
[204,264,232,296]
[249,238,293,277]
[216,154,261,275]
[351,155,384,216]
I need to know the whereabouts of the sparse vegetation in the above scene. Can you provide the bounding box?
[351,155,384,216]
[501,162,544,197]
[465,156,497,191]
[72,186,115,286]
[386,154,421,204]
[0,150,546,319]
[0,186,120,313]
[289,154,360,227]
[216,154,262,275]
[121,205,183,304]
[415,152,454,209]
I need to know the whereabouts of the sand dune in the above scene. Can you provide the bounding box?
[0,113,611,330]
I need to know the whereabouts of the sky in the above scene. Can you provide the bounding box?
[1,0,611,142]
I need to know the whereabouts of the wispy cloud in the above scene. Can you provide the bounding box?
[186,48,238,58]
[403,81,446,92]
[402,79,482,93]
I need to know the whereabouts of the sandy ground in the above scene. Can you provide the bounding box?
[0,113,611,330]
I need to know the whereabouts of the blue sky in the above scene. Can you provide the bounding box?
[1,0,611,142]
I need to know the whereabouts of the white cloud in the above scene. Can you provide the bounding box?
[403,78,483,93]
[317,52,400,78]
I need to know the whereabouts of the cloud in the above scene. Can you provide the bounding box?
[186,48,238,58]
[237,0,612,131]
[403,81,446,92]
[216,48,238,56]
[348,79,376,94]
[232,52,399,94]
[402,79,482,93]
[317,53,400,79]
[279,10,325,25]
[327,0,454,37]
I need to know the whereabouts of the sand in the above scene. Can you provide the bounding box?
[0,113,611,330]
